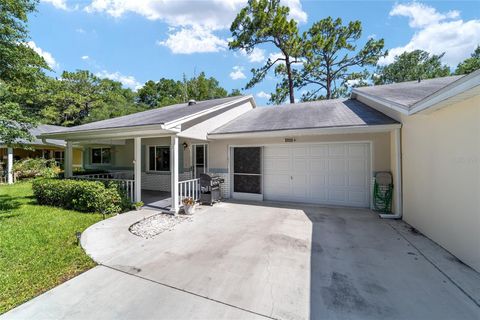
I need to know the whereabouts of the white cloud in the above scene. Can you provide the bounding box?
[96,70,142,90]
[42,0,69,10]
[240,47,265,63]
[157,26,228,54]
[256,91,271,99]
[84,0,307,54]
[229,66,246,80]
[390,2,459,28]
[81,55,89,60]
[26,41,58,69]
[380,2,480,66]
[76,28,86,34]
[84,0,306,26]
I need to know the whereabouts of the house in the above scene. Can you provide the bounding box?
[1,124,83,184]
[40,70,480,272]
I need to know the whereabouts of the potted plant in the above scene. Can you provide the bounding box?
[132,201,144,211]
[182,197,196,215]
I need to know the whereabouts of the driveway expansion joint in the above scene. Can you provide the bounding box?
[387,221,480,309]
[101,263,280,320]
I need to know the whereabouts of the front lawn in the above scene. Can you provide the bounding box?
[0,181,108,314]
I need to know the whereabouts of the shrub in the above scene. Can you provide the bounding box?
[13,158,60,179]
[32,179,130,214]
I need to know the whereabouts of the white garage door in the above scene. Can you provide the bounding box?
[263,143,371,207]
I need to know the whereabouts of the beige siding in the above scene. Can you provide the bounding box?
[401,96,480,272]
[209,132,391,172]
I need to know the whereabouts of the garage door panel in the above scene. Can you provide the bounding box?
[264,158,290,173]
[263,143,370,207]
[348,159,367,172]
[310,145,328,157]
[328,175,347,187]
[329,144,346,156]
[292,175,308,198]
[309,159,327,172]
[329,159,346,171]
[348,174,367,187]
[264,174,290,196]
[264,146,289,157]
[348,144,368,157]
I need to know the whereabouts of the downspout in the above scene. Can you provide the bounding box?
[380,127,403,219]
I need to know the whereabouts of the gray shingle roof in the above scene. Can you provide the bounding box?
[210,99,398,135]
[1,124,67,146]
[47,96,245,134]
[353,76,464,109]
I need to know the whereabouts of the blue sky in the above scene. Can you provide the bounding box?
[29,0,480,105]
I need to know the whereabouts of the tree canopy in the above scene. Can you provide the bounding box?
[136,72,229,109]
[374,50,451,85]
[455,46,480,75]
[0,0,48,146]
[229,0,302,104]
[298,17,386,101]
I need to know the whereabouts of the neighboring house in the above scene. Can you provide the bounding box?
[1,124,83,184]
[40,70,480,272]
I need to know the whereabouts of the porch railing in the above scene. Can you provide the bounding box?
[178,178,200,207]
[72,173,135,202]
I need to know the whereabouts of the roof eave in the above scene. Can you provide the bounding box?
[162,95,255,129]
[40,124,179,141]
[409,69,480,115]
[351,90,410,115]
[208,124,401,140]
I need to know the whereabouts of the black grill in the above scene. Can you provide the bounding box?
[200,173,224,205]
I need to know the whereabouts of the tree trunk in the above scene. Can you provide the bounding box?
[285,56,295,104]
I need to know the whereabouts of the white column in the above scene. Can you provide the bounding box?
[7,147,13,184]
[171,135,179,214]
[65,141,73,178]
[134,137,142,203]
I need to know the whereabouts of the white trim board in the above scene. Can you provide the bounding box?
[209,124,400,140]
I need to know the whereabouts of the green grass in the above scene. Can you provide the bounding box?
[0,181,108,314]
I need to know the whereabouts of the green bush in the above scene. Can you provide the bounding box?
[13,158,60,179]
[32,179,130,214]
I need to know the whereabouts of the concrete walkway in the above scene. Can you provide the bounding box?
[3,202,480,320]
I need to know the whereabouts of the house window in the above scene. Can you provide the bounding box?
[54,151,64,164]
[91,148,111,164]
[148,146,170,171]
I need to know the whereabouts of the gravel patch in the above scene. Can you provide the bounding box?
[129,213,193,239]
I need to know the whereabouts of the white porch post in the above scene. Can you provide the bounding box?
[65,141,73,178]
[134,137,142,203]
[171,135,179,214]
[7,147,13,184]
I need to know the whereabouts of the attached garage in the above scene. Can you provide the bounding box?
[209,98,400,209]
[263,142,371,207]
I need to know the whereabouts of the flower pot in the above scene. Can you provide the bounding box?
[184,204,195,215]
[135,206,143,211]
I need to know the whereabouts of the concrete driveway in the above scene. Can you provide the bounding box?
[3,201,480,320]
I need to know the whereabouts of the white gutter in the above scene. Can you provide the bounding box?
[380,127,402,219]
[208,124,401,140]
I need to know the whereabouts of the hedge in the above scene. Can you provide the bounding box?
[32,179,129,214]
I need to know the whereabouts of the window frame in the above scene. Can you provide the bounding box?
[147,145,171,172]
[91,147,111,165]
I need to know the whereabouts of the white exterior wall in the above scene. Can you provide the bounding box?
[401,96,480,272]
[207,132,392,200]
